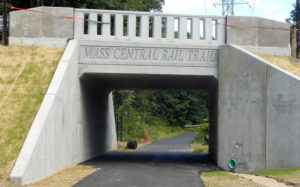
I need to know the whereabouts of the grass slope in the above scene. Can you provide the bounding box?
[0,45,63,185]
[256,54,300,78]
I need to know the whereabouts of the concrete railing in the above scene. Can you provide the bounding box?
[74,9,226,44]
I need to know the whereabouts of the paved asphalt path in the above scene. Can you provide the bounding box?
[73,132,217,187]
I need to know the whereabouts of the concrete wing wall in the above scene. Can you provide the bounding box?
[10,39,118,185]
[218,44,300,172]
[266,61,300,170]
[9,7,74,48]
[9,40,80,185]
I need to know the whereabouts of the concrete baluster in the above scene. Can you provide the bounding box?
[128,14,136,39]
[74,11,84,38]
[88,13,97,36]
[154,16,162,39]
[115,14,123,37]
[205,18,212,42]
[217,18,225,44]
[102,13,110,37]
[166,17,174,40]
[141,15,149,39]
[192,17,200,41]
[179,17,187,40]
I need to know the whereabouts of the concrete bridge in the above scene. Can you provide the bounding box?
[8,7,300,185]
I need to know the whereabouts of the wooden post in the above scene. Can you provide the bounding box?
[2,0,8,45]
[291,25,297,58]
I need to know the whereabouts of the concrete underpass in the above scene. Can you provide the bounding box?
[8,7,300,186]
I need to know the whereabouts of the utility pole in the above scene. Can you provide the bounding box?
[2,0,8,45]
[214,0,250,15]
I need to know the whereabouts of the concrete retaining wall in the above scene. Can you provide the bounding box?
[10,40,117,185]
[9,7,74,48]
[226,16,291,56]
[218,44,300,172]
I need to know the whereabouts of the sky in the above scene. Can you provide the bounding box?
[162,0,295,23]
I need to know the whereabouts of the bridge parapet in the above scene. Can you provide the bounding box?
[74,9,225,44]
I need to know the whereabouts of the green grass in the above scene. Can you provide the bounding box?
[0,45,63,185]
[251,167,300,185]
[192,144,208,154]
[252,167,300,176]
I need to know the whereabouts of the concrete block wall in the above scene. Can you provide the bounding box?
[218,44,300,172]
[10,40,117,185]
[226,16,291,56]
[9,7,74,48]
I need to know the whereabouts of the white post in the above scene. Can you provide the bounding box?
[217,18,226,44]
[88,13,97,36]
[115,14,123,37]
[154,16,162,39]
[102,13,111,37]
[204,18,212,42]
[128,14,136,38]
[179,17,187,40]
[141,15,149,39]
[74,11,84,38]
[192,17,200,41]
[166,17,174,40]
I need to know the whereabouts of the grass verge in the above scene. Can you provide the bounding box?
[26,165,99,187]
[0,45,63,185]
[191,143,208,154]
[252,167,300,186]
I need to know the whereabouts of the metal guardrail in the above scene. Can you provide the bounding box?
[74,9,226,44]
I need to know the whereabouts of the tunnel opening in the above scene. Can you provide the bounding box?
[79,73,218,163]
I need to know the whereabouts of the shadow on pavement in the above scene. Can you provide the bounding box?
[82,152,214,167]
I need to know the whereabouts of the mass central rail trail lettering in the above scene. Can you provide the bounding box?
[80,46,218,63]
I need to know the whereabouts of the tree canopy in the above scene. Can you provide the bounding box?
[286,3,300,23]
[113,90,209,128]
[5,0,164,11]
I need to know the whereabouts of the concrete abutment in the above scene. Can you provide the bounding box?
[9,41,300,185]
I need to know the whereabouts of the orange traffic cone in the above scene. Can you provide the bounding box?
[143,129,150,142]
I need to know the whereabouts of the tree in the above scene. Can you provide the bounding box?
[286,2,300,23]
[6,0,164,11]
